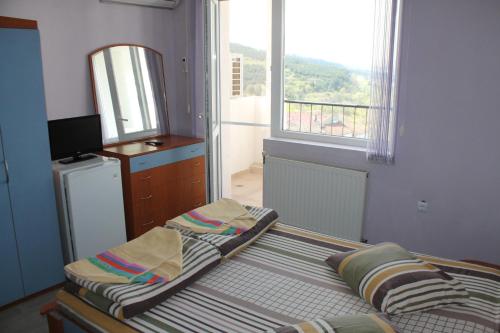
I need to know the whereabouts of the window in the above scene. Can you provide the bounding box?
[271,0,402,149]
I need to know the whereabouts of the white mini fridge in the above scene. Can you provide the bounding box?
[53,156,127,263]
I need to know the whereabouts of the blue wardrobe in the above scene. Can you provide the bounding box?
[0,17,64,306]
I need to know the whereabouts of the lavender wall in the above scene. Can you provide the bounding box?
[5,0,498,262]
[0,0,194,136]
[265,0,500,263]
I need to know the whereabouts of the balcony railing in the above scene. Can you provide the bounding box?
[283,100,370,139]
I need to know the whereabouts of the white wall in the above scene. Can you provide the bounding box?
[223,97,269,175]
[0,0,193,136]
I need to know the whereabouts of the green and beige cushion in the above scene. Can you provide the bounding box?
[325,242,469,315]
[270,314,400,333]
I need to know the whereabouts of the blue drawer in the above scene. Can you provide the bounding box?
[130,143,205,173]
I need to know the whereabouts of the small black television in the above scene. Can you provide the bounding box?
[48,115,103,163]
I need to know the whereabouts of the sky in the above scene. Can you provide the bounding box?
[229,0,375,70]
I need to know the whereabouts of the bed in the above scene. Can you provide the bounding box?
[44,223,499,333]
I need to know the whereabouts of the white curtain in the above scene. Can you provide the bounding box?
[367,0,401,163]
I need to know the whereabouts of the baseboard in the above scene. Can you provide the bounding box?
[0,283,64,312]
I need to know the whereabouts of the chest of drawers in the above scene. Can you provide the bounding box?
[101,135,206,239]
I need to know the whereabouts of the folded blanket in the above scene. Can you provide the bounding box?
[65,235,221,319]
[65,227,183,284]
[167,205,279,258]
[167,198,257,235]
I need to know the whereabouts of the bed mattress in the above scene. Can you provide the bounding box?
[57,224,499,333]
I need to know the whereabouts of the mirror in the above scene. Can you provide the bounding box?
[89,44,169,144]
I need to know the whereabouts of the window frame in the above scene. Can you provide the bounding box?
[270,0,391,149]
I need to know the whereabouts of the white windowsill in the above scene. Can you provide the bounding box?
[264,136,367,154]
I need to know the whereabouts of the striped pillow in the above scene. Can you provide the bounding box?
[325,242,469,315]
[271,314,400,333]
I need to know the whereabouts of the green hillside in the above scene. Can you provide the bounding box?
[230,43,371,105]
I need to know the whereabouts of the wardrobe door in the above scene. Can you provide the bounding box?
[0,28,64,295]
[0,126,25,306]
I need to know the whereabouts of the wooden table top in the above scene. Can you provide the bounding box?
[102,135,204,157]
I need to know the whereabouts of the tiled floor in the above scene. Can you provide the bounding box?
[230,167,263,207]
[0,289,58,333]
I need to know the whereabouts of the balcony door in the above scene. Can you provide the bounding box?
[205,0,222,202]
[205,0,272,207]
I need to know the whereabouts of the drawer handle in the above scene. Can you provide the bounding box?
[141,176,152,180]
[139,162,147,165]
[190,149,198,153]
[140,194,153,200]
[143,220,155,226]
[192,180,201,184]
[194,162,201,167]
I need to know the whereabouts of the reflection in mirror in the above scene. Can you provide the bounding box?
[89,45,169,144]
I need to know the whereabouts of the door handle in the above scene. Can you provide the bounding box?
[0,126,9,184]
[3,160,9,184]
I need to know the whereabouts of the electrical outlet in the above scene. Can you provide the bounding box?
[417,200,428,213]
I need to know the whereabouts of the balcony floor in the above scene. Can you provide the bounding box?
[230,167,263,207]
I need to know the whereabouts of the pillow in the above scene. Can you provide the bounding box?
[325,242,469,315]
[270,314,400,333]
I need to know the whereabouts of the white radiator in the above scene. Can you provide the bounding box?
[263,155,368,241]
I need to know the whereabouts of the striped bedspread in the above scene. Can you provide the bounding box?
[60,224,499,333]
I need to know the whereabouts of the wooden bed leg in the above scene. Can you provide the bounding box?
[47,311,65,333]
[41,301,64,333]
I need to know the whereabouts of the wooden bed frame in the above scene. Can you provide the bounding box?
[41,301,93,333]
[41,302,66,333]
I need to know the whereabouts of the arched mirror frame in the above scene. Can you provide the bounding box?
[88,43,170,146]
